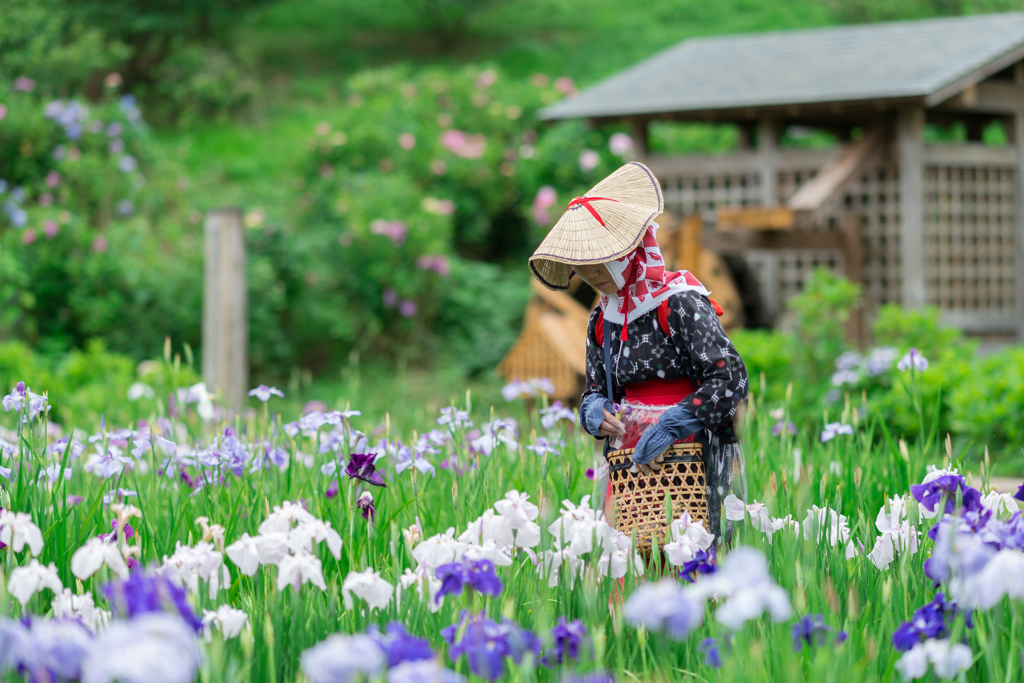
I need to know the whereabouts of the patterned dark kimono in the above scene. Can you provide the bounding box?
[582,289,749,541]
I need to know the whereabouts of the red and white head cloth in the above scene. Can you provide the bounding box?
[599,222,709,337]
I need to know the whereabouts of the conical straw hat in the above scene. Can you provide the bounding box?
[529,161,663,290]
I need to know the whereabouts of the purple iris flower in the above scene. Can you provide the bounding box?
[22,618,93,682]
[700,637,722,668]
[435,559,503,602]
[791,614,836,652]
[981,512,1024,551]
[772,421,797,436]
[357,491,375,521]
[102,570,202,632]
[370,622,434,667]
[346,452,385,487]
[442,612,539,681]
[100,519,135,544]
[1015,482,1024,503]
[562,675,616,683]
[679,548,718,583]
[2,382,27,412]
[910,474,982,516]
[892,593,964,652]
[543,618,587,665]
[180,470,200,490]
[326,480,339,499]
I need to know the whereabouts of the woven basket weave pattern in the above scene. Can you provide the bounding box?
[606,443,708,551]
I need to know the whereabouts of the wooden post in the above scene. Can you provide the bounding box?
[1014,63,1024,340]
[841,213,865,345]
[202,209,248,413]
[675,215,703,279]
[757,117,779,206]
[897,105,927,309]
[630,119,650,159]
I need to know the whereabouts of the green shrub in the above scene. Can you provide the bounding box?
[0,339,200,427]
[871,303,966,361]
[948,346,1024,450]
[729,327,792,403]
[0,82,201,359]
[288,65,628,371]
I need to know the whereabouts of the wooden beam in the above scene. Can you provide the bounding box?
[643,148,836,178]
[787,128,885,224]
[923,144,1016,167]
[898,105,927,309]
[939,311,1022,335]
[936,80,1024,115]
[703,228,845,253]
[757,117,780,205]
[925,43,1024,108]
[715,207,794,231]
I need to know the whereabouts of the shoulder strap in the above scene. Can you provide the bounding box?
[602,315,614,457]
[657,300,670,335]
[602,315,614,402]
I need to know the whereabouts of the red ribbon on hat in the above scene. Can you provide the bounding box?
[567,196,619,227]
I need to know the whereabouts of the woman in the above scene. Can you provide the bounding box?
[529,161,747,540]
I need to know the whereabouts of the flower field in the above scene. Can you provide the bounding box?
[0,356,1021,683]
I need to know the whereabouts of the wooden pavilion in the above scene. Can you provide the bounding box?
[541,13,1024,341]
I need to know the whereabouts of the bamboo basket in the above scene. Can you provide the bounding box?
[606,442,708,553]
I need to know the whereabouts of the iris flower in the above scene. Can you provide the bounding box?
[369,622,434,667]
[357,491,376,521]
[543,618,587,665]
[435,558,503,602]
[248,385,284,402]
[346,452,385,487]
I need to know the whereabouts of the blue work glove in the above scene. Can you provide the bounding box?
[580,393,615,437]
[631,405,703,470]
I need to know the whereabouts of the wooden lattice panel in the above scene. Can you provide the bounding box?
[776,168,819,205]
[744,248,847,319]
[835,162,903,313]
[924,164,1017,315]
[606,443,708,553]
[662,173,761,215]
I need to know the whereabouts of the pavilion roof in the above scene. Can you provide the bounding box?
[540,13,1024,121]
